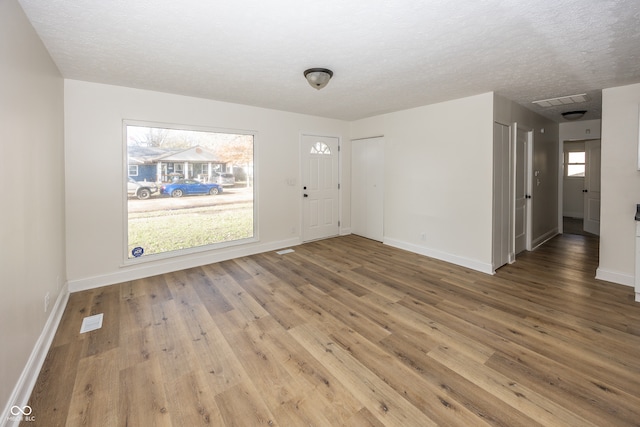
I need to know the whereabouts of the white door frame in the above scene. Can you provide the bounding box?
[512,123,533,254]
[493,122,513,268]
[557,138,602,236]
[300,133,341,242]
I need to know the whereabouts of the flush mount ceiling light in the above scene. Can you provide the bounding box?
[304,68,333,90]
[532,93,589,107]
[561,110,587,121]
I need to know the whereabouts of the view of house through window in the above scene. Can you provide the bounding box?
[126,123,254,259]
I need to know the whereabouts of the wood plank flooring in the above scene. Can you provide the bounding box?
[26,233,640,426]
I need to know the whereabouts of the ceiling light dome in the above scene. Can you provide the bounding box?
[304,68,333,90]
[561,110,587,121]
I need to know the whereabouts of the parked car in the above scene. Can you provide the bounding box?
[128,178,158,200]
[160,179,223,197]
[215,172,235,187]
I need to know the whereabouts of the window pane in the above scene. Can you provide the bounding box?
[568,152,585,163]
[310,142,331,155]
[126,124,254,259]
[567,164,585,177]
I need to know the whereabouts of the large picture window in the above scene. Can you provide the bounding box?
[125,122,255,260]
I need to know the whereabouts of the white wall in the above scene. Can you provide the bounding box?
[559,119,601,141]
[64,80,350,290]
[0,0,66,417]
[598,83,640,286]
[350,93,495,273]
[494,94,560,247]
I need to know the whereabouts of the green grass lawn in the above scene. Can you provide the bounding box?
[128,203,253,257]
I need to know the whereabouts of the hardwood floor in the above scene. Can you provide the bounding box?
[26,234,640,426]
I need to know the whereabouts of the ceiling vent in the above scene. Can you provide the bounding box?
[532,93,589,108]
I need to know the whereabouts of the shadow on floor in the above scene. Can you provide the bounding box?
[563,216,598,237]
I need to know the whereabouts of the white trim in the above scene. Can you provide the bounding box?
[69,238,301,293]
[383,238,494,275]
[595,268,634,288]
[531,229,559,250]
[1,285,69,427]
[340,227,352,236]
[511,123,534,256]
[637,104,640,170]
[122,236,259,267]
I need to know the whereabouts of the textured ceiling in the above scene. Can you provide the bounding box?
[17,0,640,122]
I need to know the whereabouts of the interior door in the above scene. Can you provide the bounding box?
[301,135,340,241]
[514,126,531,254]
[583,139,601,235]
[352,137,384,241]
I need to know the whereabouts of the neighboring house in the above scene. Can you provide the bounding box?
[128,145,231,182]
[127,145,170,182]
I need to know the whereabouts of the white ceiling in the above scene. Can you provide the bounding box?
[17,0,640,122]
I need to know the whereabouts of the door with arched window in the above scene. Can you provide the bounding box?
[301,134,340,241]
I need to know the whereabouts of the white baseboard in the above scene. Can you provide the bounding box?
[68,238,302,293]
[383,238,494,275]
[532,229,559,250]
[1,285,69,427]
[595,268,634,288]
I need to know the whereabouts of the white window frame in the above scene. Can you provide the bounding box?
[564,149,586,178]
[122,119,258,265]
[128,164,139,176]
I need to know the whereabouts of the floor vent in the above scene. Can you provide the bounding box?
[80,313,104,333]
[276,249,295,255]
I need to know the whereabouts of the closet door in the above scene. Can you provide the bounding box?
[351,137,384,241]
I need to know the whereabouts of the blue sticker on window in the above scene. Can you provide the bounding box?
[132,247,144,257]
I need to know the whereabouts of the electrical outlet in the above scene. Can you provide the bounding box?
[44,292,51,313]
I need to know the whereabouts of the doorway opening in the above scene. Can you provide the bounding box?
[561,139,601,237]
[492,123,532,271]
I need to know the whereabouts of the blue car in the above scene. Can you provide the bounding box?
[160,179,223,197]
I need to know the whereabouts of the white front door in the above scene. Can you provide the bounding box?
[301,135,340,241]
[514,126,531,254]
[583,140,601,235]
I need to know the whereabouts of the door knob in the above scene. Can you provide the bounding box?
[303,194,308,197]
[583,189,588,193]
